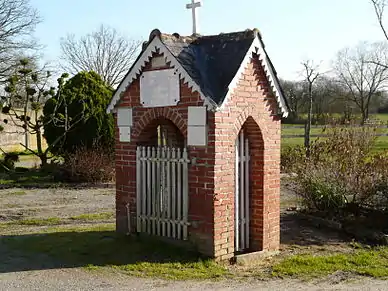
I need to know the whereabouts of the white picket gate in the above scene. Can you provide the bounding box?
[136,146,190,240]
[235,131,250,252]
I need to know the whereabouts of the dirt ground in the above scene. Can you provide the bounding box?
[0,179,384,290]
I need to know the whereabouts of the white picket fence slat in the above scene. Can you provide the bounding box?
[136,146,190,240]
[235,132,250,252]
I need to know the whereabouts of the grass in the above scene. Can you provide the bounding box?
[5,190,26,195]
[281,125,388,152]
[70,212,114,221]
[7,217,62,226]
[272,247,388,279]
[373,113,388,122]
[2,220,388,280]
[1,223,229,280]
[0,169,55,187]
[0,212,115,227]
[282,126,325,136]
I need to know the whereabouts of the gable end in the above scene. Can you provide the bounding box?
[220,36,289,117]
[106,37,216,113]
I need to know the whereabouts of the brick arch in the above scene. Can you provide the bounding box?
[131,107,187,141]
[234,115,266,252]
[233,105,269,140]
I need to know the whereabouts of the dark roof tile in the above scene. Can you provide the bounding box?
[157,30,258,104]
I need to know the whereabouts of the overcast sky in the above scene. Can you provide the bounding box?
[30,0,386,81]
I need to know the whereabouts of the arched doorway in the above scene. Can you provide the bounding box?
[235,117,264,253]
[135,118,189,241]
[137,118,185,148]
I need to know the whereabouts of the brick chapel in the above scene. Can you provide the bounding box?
[107,19,289,260]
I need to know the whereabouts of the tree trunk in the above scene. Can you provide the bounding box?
[35,127,47,167]
[361,110,367,126]
[305,84,313,157]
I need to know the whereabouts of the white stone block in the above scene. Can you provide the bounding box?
[117,108,133,127]
[119,126,131,142]
[151,56,167,68]
[188,106,207,126]
[188,125,207,146]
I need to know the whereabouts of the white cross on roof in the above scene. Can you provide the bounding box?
[186,0,202,35]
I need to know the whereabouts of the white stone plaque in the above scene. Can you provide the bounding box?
[117,108,133,127]
[187,106,208,146]
[140,69,180,107]
[188,126,207,146]
[119,126,131,142]
[188,106,207,126]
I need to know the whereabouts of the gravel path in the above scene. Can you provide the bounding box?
[0,268,387,290]
[0,187,115,220]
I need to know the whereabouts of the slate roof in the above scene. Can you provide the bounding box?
[147,29,286,107]
[108,29,289,115]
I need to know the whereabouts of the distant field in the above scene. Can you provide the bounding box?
[281,114,388,152]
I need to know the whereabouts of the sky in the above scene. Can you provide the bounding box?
[30,0,387,81]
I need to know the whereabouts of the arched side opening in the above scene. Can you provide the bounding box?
[235,116,264,254]
[135,117,189,241]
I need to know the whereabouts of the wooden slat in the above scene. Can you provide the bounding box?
[156,146,161,236]
[141,147,147,232]
[171,148,177,239]
[182,148,189,240]
[177,148,182,240]
[166,147,172,238]
[151,147,156,235]
[146,147,152,233]
[136,147,141,232]
[161,147,167,237]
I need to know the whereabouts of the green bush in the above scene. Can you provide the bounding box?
[43,71,114,156]
[289,126,388,213]
[299,172,347,212]
[0,152,19,171]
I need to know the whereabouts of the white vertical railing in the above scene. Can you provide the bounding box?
[136,146,190,240]
[136,147,141,232]
[171,148,177,238]
[182,148,189,240]
[146,147,152,233]
[166,148,172,237]
[235,137,240,252]
[235,131,251,252]
[244,137,250,249]
[141,147,146,231]
[239,131,245,250]
[177,148,182,240]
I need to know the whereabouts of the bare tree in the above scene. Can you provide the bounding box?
[371,0,388,41]
[279,79,306,118]
[60,24,141,87]
[302,60,320,156]
[0,0,41,82]
[334,42,388,124]
[1,59,93,166]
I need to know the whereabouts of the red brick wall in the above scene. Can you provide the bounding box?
[114,51,281,260]
[212,54,281,260]
[114,53,216,256]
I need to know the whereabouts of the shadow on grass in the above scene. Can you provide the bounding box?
[0,225,227,279]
